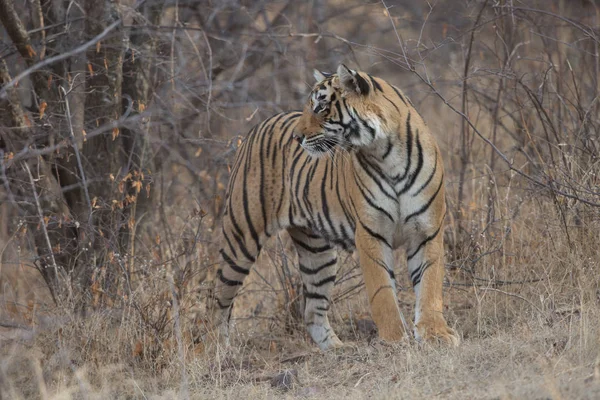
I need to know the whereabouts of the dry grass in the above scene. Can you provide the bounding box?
[1,306,599,399]
[1,204,599,399]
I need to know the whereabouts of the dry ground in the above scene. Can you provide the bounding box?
[1,306,599,399]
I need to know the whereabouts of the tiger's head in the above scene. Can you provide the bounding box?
[294,64,392,157]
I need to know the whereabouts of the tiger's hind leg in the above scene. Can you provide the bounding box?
[407,228,459,346]
[288,228,343,351]
[212,227,260,347]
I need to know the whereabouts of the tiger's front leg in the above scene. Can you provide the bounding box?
[407,229,459,346]
[355,225,408,342]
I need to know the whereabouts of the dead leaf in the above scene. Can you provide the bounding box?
[132,180,142,194]
[39,101,47,120]
[25,45,37,58]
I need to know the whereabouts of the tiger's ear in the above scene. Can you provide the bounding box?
[313,69,329,82]
[337,64,370,96]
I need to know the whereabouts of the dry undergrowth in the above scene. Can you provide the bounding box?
[1,208,599,399]
[0,306,599,399]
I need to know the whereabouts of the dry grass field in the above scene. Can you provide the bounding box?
[1,0,600,398]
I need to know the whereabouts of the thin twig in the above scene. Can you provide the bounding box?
[0,18,121,99]
[60,86,93,230]
[0,320,32,330]
[477,287,545,315]
[24,162,60,288]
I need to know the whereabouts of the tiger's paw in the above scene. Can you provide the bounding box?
[317,333,345,351]
[414,316,460,347]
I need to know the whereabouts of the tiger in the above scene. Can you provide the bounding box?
[211,64,459,350]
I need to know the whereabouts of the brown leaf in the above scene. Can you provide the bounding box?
[112,127,119,140]
[132,341,143,358]
[39,101,47,120]
[132,180,142,194]
[96,41,101,53]
[47,75,53,90]
[25,45,37,58]
[87,63,94,76]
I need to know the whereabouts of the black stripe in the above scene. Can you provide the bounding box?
[358,219,392,248]
[398,131,424,196]
[328,155,335,190]
[353,168,395,222]
[412,151,437,197]
[217,269,243,286]
[312,275,337,287]
[241,132,261,252]
[383,94,400,114]
[294,157,312,220]
[368,74,383,92]
[294,239,331,254]
[370,285,393,303]
[355,73,370,95]
[304,291,329,300]
[265,113,287,159]
[315,305,330,312]
[355,154,398,203]
[280,114,300,149]
[303,161,319,216]
[411,260,433,287]
[355,113,375,140]
[258,119,271,236]
[320,162,338,238]
[391,85,408,106]
[364,251,395,281]
[222,231,238,259]
[382,138,393,159]
[407,223,442,260]
[335,173,355,230]
[220,249,250,275]
[216,298,230,309]
[229,214,256,262]
[275,139,289,219]
[334,99,344,121]
[394,112,412,183]
[299,258,337,275]
[404,175,444,223]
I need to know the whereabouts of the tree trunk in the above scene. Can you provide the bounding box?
[71,0,125,301]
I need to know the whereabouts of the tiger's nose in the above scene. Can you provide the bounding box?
[293,132,305,144]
